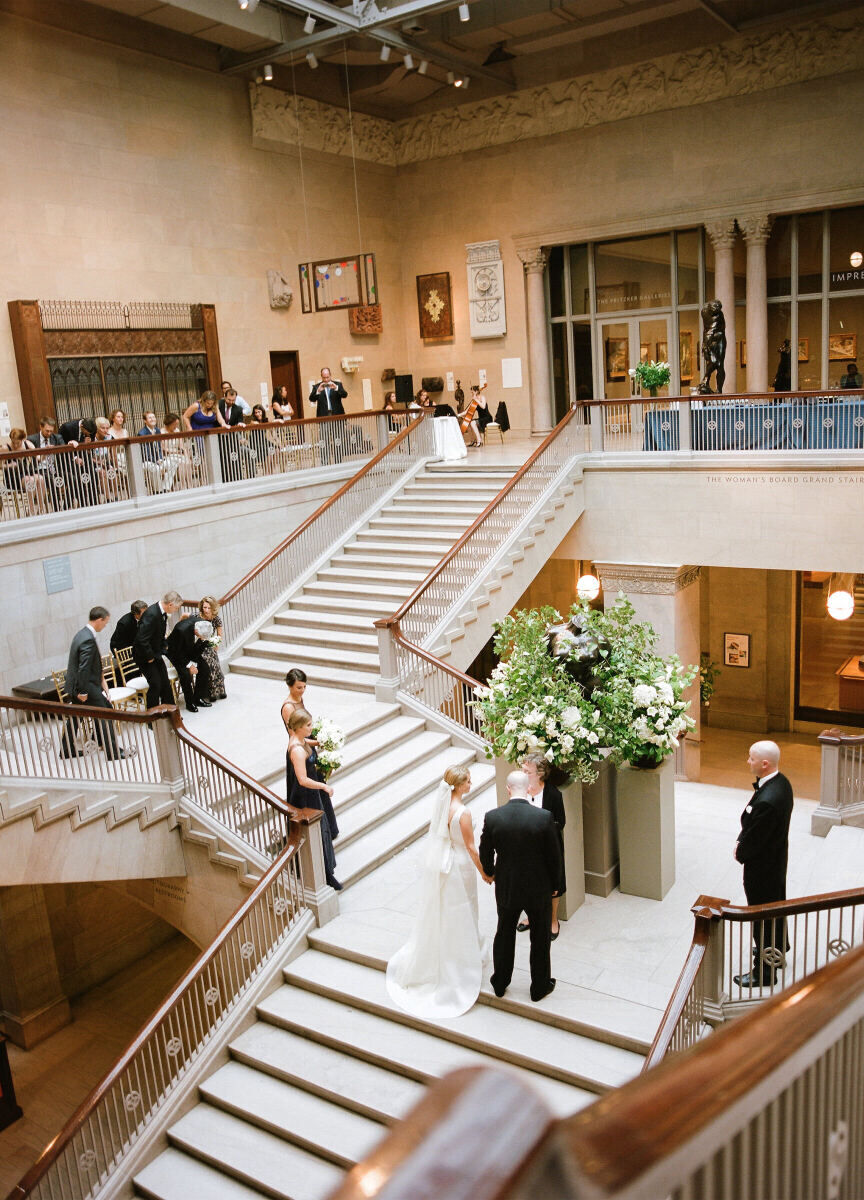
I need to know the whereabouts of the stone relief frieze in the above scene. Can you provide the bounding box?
[250,84,396,167]
[249,13,864,168]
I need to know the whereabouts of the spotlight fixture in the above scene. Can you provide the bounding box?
[303,14,316,33]
[263,63,274,81]
[379,44,391,62]
[459,3,470,21]
[454,75,464,87]
[461,75,470,88]
[447,70,455,84]
[306,51,318,68]
[238,0,259,10]
[403,53,414,70]
[418,59,428,75]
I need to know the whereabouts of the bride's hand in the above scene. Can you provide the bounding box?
[481,871,494,884]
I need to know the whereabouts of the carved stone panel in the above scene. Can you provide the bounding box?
[467,240,506,339]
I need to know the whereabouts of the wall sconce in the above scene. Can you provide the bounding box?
[827,573,856,620]
[577,574,601,602]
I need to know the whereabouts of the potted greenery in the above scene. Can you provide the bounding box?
[700,652,721,709]
[633,359,671,398]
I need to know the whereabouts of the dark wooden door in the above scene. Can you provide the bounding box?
[270,351,303,419]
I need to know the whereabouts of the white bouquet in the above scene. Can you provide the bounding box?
[310,715,345,780]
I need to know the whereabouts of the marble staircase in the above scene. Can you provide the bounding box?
[229,463,514,693]
[133,900,650,1200]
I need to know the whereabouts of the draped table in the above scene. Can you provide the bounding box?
[433,416,468,460]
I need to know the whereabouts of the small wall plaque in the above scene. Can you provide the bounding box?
[43,555,73,595]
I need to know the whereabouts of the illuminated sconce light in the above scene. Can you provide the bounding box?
[827,587,855,620]
[262,63,274,81]
[459,3,470,21]
[303,13,316,33]
[379,44,391,62]
[238,0,259,10]
[576,574,601,602]
[851,250,863,269]
[306,51,318,68]
[418,59,428,75]
[454,75,464,87]
[403,53,414,70]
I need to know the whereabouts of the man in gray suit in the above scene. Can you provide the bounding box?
[62,606,124,759]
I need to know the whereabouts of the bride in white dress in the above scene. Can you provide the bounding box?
[386,765,491,1018]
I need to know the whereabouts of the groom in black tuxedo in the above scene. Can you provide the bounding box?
[479,769,562,1002]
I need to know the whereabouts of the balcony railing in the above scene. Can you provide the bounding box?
[585,386,864,453]
[0,413,389,528]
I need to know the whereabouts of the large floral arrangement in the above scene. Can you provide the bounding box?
[632,359,671,395]
[472,597,697,777]
[310,716,345,780]
[472,607,605,783]
[565,596,697,769]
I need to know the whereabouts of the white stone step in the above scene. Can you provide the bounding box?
[283,953,643,1094]
[200,1060,386,1167]
[318,564,429,585]
[229,1021,424,1123]
[331,714,428,781]
[399,486,501,502]
[333,549,441,570]
[385,499,488,516]
[310,916,657,1054]
[271,608,377,635]
[334,762,496,882]
[352,528,456,549]
[259,622,379,652]
[134,1147,266,1200]
[165,1104,343,1200]
[334,743,479,844]
[288,593,391,616]
[230,656,375,693]
[258,984,594,1117]
[301,579,412,601]
[368,514,470,532]
[242,640,379,673]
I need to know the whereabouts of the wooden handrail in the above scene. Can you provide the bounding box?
[0,693,176,724]
[713,884,864,923]
[207,411,428,607]
[376,407,578,630]
[581,385,864,410]
[563,941,864,1196]
[328,1067,555,1200]
[6,836,305,1200]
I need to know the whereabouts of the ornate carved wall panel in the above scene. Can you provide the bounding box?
[466,240,506,339]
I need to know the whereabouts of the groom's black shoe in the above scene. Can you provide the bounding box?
[490,976,508,998]
[530,979,556,1002]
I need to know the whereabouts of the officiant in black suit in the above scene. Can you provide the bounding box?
[733,740,794,987]
[310,367,347,417]
[479,769,562,1002]
[133,590,183,708]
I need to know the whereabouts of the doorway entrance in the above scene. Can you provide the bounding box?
[598,316,671,449]
[270,351,303,420]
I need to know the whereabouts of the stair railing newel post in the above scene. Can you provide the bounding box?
[374,616,400,702]
[153,710,186,801]
[125,438,146,499]
[202,426,222,489]
[295,809,339,925]
[698,896,732,1026]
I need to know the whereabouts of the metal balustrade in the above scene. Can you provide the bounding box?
[8,842,306,1200]
[587,387,864,453]
[645,887,864,1071]
[392,632,485,742]
[0,414,388,526]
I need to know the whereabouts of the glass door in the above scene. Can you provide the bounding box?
[599,317,670,449]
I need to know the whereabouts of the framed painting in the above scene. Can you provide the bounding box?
[679,331,693,382]
[656,340,668,364]
[605,337,628,381]
[829,333,857,361]
[724,632,750,668]
[640,342,651,363]
[417,272,454,339]
[798,337,809,363]
[311,256,362,312]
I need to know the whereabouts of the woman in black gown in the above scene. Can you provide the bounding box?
[285,707,342,890]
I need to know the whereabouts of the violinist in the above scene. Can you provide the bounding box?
[458,383,490,447]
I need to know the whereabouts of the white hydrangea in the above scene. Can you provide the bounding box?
[633,684,657,707]
[561,705,584,730]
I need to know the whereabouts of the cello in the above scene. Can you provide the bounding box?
[459,382,487,434]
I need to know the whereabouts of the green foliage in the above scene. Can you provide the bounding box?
[699,653,721,705]
[634,360,671,391]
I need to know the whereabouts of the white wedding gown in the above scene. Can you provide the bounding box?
[385,802,484,1018]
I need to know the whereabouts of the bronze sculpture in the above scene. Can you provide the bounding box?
[546,613,609,698]
[695,299,727,394]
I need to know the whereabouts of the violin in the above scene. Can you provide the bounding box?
[459,382,487,433]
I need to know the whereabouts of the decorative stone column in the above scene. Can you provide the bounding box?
[739,214,773,393]
[0,886,71,1048]
[593,562,703,780]
[705,219,738,392]
[517,247,554,436]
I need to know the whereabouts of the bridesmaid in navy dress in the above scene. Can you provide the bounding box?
[286,707,341,890]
